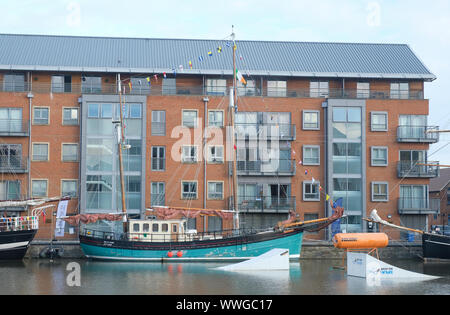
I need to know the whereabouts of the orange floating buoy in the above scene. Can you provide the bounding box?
[177,251,183,258]
[332,233,389,250]
[167,251,174,258]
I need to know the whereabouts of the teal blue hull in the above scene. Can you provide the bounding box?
[80,231,303,262]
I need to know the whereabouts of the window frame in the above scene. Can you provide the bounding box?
[31,179,48,198]
[303,145,320,166]
[303,181,321,202]
[371,182,389,202]
[32,143,49,162]
[61,179,78,198]
[181,181,198,200]
[371,146,388,167]
[207,181,224,200]
[182,109,198,128]
[32,107,50,125]
[302,110,320,130]
[370,111,388,132]
[61,143,79,162]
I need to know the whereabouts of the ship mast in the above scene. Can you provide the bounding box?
[230,26,240,230]
[116,74,128,233]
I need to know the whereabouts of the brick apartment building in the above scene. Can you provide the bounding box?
[0,34,439,240]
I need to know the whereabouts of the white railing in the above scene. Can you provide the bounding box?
[0,216,39,232]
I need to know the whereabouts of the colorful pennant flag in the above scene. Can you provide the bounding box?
[198,56,204,62]
[326,195,330,201]
[146,77,151,86]
[305,170,308,175]
[163,72,167,78]
[189,61,193,69]
[128,81,132,91]
[217,46,222,53]
[154,74,158,81]
[208,51,213,57]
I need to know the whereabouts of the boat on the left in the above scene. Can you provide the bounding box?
[0,197,61,260]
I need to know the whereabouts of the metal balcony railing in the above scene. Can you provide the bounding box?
[230,196,296,213]
[236,159,296,176]
[0,156,29,173]
[398,197,440,215]
[0,81,426,100]
[0,119,29,136]
[235,123,296,140]
[397,161,439,178]
[397,126,439,143]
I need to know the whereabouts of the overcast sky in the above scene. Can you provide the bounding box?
[1,0,450,163]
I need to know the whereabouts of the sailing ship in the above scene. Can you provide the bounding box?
[0,197,59,260]
[75,30,344,262]
[366,210,450,261]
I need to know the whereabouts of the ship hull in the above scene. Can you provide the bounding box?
[80,229,303,262]
[422,233,450,261]
[0,229,37,260]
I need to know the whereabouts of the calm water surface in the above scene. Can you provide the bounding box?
[0,259,449,295]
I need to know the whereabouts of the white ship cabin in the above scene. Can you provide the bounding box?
[128,218,198,242]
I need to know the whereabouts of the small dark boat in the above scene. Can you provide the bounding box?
[0,217,38,260]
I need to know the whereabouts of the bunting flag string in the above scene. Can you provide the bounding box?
[120,36,244,92]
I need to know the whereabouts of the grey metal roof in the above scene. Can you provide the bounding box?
[0,33,436,81]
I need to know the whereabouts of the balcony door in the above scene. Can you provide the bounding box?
[268,184,290,209]
[0,144,22,169]
[399,115,426,139]
[400,185,428,209]
[400,150,426,174]
[0,108,22,133]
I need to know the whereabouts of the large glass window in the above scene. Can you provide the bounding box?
[333,178,362,212]
[371,147,388,166]
[208,182,223,200]
[32,143,49,161]
[391,82,409,99]
[86,139,113,172]
[206,79,227,96]
[86,175,113,210]
[63,108,79,125]
[62,180,78,197]
[371,112,388,131]
[151,111,166,136]
[33,107,49,125]
[303,111,320,130]
[0,181,20,200]
[357,82,370,99]
[333,143,361,174]
[62,144,78,162]
[151,182,165,206]
[303,145,320,165]
[208,110,224,127]
[182,110,198,128]
[3,74,25,92]
[267,81,287,97]
[303,181,320,201]
[333,107,361,140]
[310,81,329,98]
[82,76,102,93]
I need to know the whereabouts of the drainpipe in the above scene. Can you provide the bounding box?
[203,97,209,210]
[27,72,34,212]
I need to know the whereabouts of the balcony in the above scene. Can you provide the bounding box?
[397,126,439,143]
[230,196,296,214]
[0,120,29,137]
[0,81,426,100]
[235,123,296,141]
[236,159,296,176]
[398,197,440,215]
[0,156,29,173]
[397,161,439,178]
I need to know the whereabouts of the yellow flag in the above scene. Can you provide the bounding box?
[326,195,330,201]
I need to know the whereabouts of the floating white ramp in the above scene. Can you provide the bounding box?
[347,252,439,281]
[217,249,290,271]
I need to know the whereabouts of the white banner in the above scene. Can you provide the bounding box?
[55,200,69,237]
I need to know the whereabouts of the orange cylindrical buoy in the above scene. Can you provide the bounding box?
[332,233,389,249]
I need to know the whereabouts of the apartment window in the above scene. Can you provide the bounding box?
[0,181,20,200]
[63,108,79,125]
[32,143,49,161]
[371,112,388,131]
[333,143,362,175]
[32,180,48,197]
[51,75,72,93]
[0,108,23,134]
[182,181,197,200]
[310,81,329,98]
[3,74,25,92]
[162,78,176,95]
[303,145,320,165]
[151,146,165,171]
[151,111,166,136]
[182,110,198,128]
[62,180,78,197]
[372,182,388,202]
[399,185,428,209]
[82,76,102,93]
[182,146,198,163]
[267,81,287,97]
[208,182,223,200]
[303,181,320,201]
[208,110,224,127]
[62,144,78,162]
[391,82,409,99]
[206,79,227,96]
[371,147,388,166]
[303,110,320,130]
[151,182,165,206]
[237,79,256,96]
[357,82,370,99]
[33,107,49,125]
[208,146,224,163]
[332,107,362,140]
